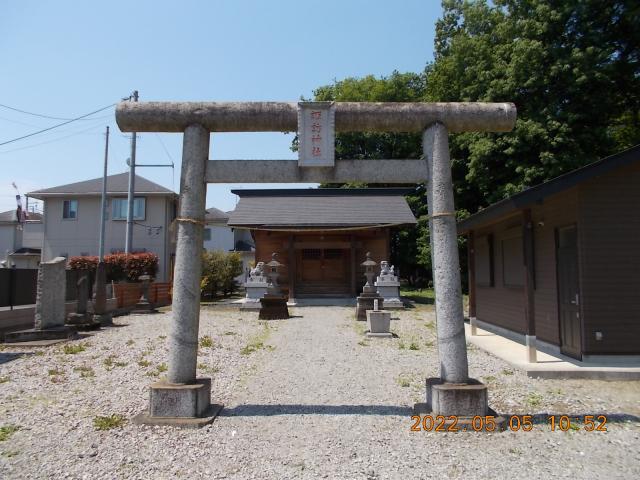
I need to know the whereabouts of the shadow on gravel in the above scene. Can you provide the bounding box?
[221,404,413,417]
[501,413,640,424]
[0,351,31,364]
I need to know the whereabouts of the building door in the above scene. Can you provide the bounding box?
[297,248,350,296]
[556,225,582,359]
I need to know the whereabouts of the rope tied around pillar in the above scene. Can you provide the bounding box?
[175,217,206,226]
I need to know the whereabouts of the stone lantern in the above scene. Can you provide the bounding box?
[265,253,283,296]
[355,252,384,321]
[258,253,289,320]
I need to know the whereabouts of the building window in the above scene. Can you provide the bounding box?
[302,249,322,260]
[502,235,524,287]
[112,197,146,220]
[476,234,494,287]
[203,228,212,241]
[324,249,343,259]
[62,200,78,219]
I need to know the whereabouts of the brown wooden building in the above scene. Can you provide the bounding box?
[228,189,416,299]
[458,145,640,360]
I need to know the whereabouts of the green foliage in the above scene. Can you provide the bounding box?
[428,0,640,208]
[201,250,243,298]
[199,335,214,348]
[0,425,20,442]
[93,414,126,431]
[304,1,640,288]
[62,343,86,355]
[68,253,158,282]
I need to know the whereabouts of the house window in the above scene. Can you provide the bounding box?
[502,235,524,287]
[62,200,78,219]
[302,249,322,260]
[112,197,146,220]
[476,234,494,287]
[203,228,212,241]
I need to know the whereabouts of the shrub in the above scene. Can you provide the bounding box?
[68,253,158,282]
[201,251,243,298]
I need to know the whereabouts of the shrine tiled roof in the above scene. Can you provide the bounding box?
[228,188,417,229]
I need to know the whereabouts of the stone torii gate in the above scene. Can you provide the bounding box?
[116,101,516,426]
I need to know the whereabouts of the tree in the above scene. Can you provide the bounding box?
[306,0,640,286]
[311,72,433,281]
[201,251,243,298]
[429,0,640,210]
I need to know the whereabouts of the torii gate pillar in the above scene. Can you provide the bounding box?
[118,101,516,426]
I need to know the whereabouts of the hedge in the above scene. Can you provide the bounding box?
[68,253,159,282]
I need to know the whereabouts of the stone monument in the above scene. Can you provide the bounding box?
[375,261,403,309]
[355,252,384,321]
[366,298,392,338]
[241,262,269,310]
[66,270,101,329]
[131,275,157,314]
[258,253,289,320]
[4,257,77,342]
[92,261,113,324]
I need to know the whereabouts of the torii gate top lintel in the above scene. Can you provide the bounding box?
[115,101,516,134]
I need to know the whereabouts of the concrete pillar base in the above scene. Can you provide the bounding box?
[133,378,222,428]
[470,317,477,336]
[423,377,488,417]
[92,313,113,325]
[525,335,537,363]
[3,326,78,343]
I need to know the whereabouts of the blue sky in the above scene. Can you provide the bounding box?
[0,0,441,214]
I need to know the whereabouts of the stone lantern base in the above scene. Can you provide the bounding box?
[258,294,289,320]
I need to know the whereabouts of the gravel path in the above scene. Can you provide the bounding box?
[1,305,639,479]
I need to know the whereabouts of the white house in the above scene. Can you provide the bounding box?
[28,173,177,281]
[0,209,44,269]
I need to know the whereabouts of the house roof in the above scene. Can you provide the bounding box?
[28,173,175,199]
[205,206,230,223]
[228,188,417,229]
[458,144,640,233]
[0,210,42,223]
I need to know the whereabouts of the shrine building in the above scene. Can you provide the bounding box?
[227,188,417,299]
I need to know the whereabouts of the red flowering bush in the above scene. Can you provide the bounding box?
[68,253,158,282]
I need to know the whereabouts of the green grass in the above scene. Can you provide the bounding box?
[199,335,214,348]
[73,366,95,378]
[125,340,135,346]
[526,392,544,408]
[223,331,237,336]
[63,343,87,355]
[93,414,126,431]
[156,363,168,373]
[408,342,420,351]
[502,369,514,376]
[398,341,406,350]
[137,359,151,368]
[397,376,411,387]
[400,287,435,305]
[48,368,64,376]
[0,425,20,442]
[240,322,273,355]
[357,340,369,347]
[103,356,115,369]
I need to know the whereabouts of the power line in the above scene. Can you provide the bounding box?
[0,103,113,121]
[0,103,116,147]
[0,123,106,154]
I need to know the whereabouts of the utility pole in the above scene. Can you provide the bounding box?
[125,90,138,254]
[98,126,109,260]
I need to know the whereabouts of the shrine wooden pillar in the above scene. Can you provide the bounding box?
[288,234,296,301]
[350,234,357,296]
